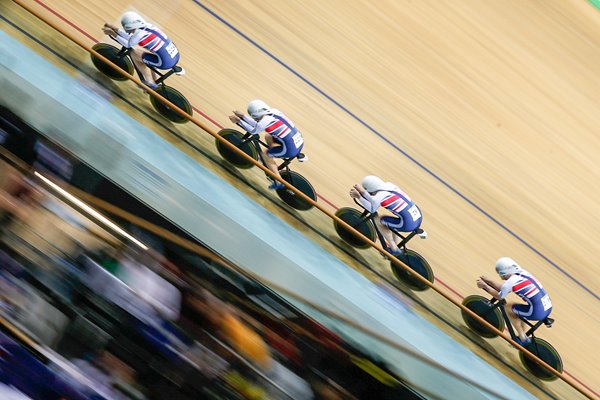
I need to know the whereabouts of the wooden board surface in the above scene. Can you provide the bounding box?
[3,1,600,398]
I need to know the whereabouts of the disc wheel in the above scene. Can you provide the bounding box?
[461,295,504,338]
[390,249,434,291]
[149,85,192,123]
[333,208,376,249]
[519,337,563,381]
[215,129,258,169]
[90,43,133,81]
[276,170,316,211]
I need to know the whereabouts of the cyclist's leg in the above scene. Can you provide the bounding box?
[263,135,284,181]
[506,302,530,342]
[265,134,274,147]
[262,148,283,179]
[376,216,401,253]
[130,49,155,85]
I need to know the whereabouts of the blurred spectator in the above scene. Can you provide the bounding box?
[0,163,39,224]
[96,243,124,275]
[312,381,343,400]
[191,289,314,400]
[185,340,229,380]
[127,225,183,278]
[0,271,24,317]
[117,248,181,322]
[82,247,181,324]
[310,370,356,400]
[267,360,314,400]
[191,289,272,370]
[71,349,145,400]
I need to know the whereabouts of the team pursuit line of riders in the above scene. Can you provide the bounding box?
[101,11,555,360]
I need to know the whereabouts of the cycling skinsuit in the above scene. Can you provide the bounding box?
[115,24,180,69]
[239,110,304,158]
[499,270,552,320]
[357,184,423,232]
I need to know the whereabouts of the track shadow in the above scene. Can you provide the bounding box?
[80,69,125,96]
[326,235,372,263]
[456,324,503,357]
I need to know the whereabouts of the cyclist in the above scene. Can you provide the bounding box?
[102,11,181,89]
[477,257,553,346]
[350,175,423,255]
[229,100,306,190]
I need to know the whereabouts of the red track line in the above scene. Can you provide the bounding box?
[436,280,464,300]
[316,193,338,210]
[32,6,596,394]
[564,371,600,398]
[191,106,224,129]
[32,0,97,42]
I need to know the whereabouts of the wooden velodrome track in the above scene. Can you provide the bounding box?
[3,0,600,398]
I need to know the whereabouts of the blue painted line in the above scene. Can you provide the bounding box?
[190,0,598,302]
[1,16,560,398]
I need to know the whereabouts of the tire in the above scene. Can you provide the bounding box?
[276,170,317,211]
[215,129,258,169]
[333,208,376,249]
[90,43,133,81]
[519,337,563,381]
[461,295,505,338]
[390,249,434,291]
[149,85,193,123]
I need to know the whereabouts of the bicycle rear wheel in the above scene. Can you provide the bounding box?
[519,337,563,381]
[150,85,192,123]
[276,170,316,211]
[391,249,434,291]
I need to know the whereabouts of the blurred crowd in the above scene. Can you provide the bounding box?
[0,106,422,399]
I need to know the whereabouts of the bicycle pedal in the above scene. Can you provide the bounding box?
[297,153,308,162]
[174,67,185,76]
[418,230,428,239]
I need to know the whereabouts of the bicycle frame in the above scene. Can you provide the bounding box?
[237,130,296,172]
[351,198,420,250]
[483,297,553,342]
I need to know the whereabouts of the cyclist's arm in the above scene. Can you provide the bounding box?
[479,283,502,300]
[480,276,500,290]
[237,116,257,134]
[357,191,381,213]
[113,29,131,47]
[239,116,271,135]
[114,29,144,48]
[498,282,512,299]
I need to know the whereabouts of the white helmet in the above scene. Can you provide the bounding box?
[361,175,386,193]
[247,99,271,119]
[121,11,146,31]
[495,257,521,277]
